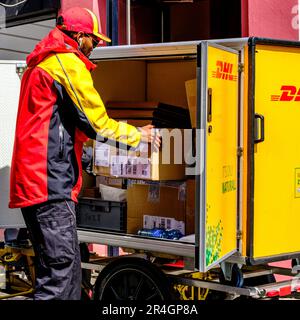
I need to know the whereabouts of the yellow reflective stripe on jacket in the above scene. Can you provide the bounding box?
[38,52,141,148]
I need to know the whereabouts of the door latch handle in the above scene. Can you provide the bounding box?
[254,114,265,144]
[207,88,212,123]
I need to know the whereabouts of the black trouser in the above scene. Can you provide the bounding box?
[21,200,81,300]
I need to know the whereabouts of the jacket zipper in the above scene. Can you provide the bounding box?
[59,123,65,158]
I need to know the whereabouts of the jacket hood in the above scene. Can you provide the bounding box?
[26,27,96,71]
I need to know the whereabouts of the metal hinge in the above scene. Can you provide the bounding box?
[237,147,243,157]
[237,230,243,240]
[238,63,244,73]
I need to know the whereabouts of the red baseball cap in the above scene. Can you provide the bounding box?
[57,7,111,43]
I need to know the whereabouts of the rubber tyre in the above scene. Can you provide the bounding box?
[93,257,174,301]
[219,264,244,287]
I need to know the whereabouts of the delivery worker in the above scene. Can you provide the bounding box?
[9,7,160,300]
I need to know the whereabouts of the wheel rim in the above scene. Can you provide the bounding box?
[99,268,165,301]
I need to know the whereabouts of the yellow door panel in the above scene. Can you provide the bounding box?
[253,44,300,259]
[199,43,239,271]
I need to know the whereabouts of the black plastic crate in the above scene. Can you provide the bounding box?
[76,197,127,233]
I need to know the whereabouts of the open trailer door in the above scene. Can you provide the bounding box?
[198,42,240,272]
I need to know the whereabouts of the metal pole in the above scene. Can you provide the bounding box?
[106,0,112,46]
[112,0,118,46]
[126,0,131,45]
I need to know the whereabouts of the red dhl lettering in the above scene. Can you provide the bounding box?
[271,85,300,102]
[212,60,237,82]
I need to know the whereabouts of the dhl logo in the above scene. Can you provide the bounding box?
[212,60,237,82]
[271,85,300,102]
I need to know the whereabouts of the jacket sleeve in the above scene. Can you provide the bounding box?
[38,52,141,148]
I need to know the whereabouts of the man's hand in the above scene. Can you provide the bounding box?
[138,124,161,151]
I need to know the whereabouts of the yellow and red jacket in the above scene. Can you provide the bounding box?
[9,28,141,208]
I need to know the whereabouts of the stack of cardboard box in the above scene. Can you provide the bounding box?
[79,97,197,238]
[126,182,185,234]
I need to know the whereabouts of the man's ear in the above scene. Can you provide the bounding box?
[76,31,84,42]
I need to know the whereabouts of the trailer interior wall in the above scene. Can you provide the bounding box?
[92,61,147,103]
[92,58,197,108]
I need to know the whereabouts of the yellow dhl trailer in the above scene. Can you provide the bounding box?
[75,37,300,300]
[2,37,300,300]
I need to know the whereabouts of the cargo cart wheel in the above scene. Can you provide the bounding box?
[93,257,174,301]
[208,264,244,300]
[219,264,244,288]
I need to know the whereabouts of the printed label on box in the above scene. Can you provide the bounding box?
[111,155,127,176]
[95,142,110,167]
[148,185,160,202]
[110,156,151,179]
[139,159,151,179]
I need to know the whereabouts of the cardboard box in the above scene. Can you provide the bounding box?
[79,172,96,197]
[80,187,101,198]
[93,141,118,176]
[96,175,126,189]
[127,183,186,234]
[185,79,197,128]
[93,129,186,181]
